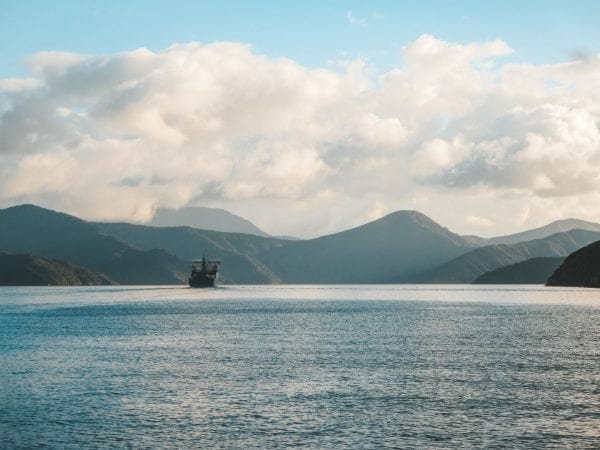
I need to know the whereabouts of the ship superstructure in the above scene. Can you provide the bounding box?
[188,257,220,287]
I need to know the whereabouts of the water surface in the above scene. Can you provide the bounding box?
[1,285,598,448]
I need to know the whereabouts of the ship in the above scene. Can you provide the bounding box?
[188,257,221,287]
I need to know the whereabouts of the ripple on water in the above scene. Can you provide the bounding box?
[0,285,599,448]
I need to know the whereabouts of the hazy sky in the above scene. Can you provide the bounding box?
[1,1,599,237]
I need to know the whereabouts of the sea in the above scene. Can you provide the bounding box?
[0,285,598,448]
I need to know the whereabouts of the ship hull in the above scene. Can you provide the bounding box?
[188,274,217,288]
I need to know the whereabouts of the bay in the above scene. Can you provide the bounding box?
[1,285,599,448]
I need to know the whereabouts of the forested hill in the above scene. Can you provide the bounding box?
[3,203,599,285]
[98,210,474,284]
[547,240,600,288]
[0,252,115,286]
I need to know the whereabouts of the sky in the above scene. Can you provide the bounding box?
[0,1,599,238]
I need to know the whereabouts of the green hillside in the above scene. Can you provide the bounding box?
[258,211,472,283]
[4,204,597,286]
[0,252,115,286]
[420,230,600,283]
[98,210,473,284]
[473,257,564,284]
[547,240,600,287]
[0,205,188,284]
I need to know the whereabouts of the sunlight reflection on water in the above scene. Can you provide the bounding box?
[1,285,598,448]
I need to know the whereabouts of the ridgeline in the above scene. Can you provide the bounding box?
[1,204,599,286]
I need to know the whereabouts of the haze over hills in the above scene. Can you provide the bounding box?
[473,257,564,284]
[150,207,270,237]
[0,252,115,286]
[2,203,600,285]
[256,211,473,283]
[420,229,600,283]
[547,240,600,288]
[95,222,288,284]
[481,219,600,246]
[98,210,475,284]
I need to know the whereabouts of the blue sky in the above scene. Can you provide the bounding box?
[2,0,599,77]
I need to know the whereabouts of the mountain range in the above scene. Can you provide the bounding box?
[419,229,600,283]
[147,207,600,245]
[1,203,599,286]
[254,211,471,283]
[481,219,600,245]
[97,210,477,284]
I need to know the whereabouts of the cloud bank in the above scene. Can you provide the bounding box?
[1,35,599,237]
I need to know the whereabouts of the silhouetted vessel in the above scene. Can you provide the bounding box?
[189,257,220,287]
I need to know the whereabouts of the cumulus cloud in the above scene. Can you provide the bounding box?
[0,35,599,236]
[0,78,41,93]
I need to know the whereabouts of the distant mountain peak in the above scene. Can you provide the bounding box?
[372,210,435,225]
[318,209,470,252]
[6,203,39,210]
[4,203,63,215]
[0,203,92,232]
[545,218,600,228]
[3,203,82,220]
[486,217,600,246]
[371,210,462,240]
[149,206,269,237]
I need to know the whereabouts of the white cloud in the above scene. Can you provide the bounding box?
[466,215,494,228]
[27,51,91,78]
[346,11,368,27]
[0,78,41,93]
[0,35,599,237]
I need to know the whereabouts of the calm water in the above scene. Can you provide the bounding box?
[1,285,599,448]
